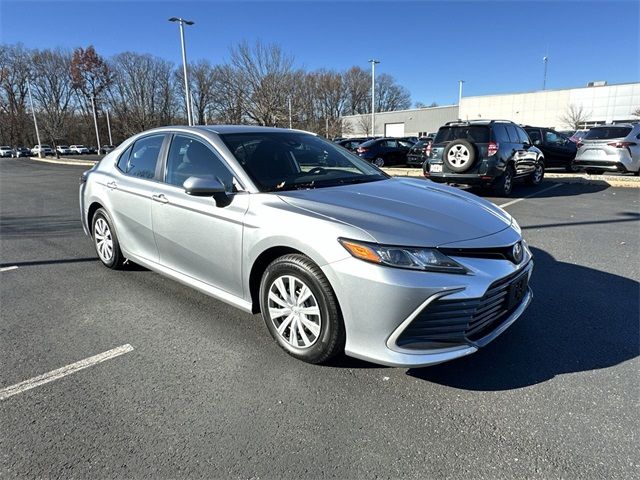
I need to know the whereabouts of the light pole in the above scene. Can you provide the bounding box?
[26,78,42,158]
[169,16,195,126]
[106,109,113,146]
[288,96,292,129]
[90,95,101,154]
[369,59,380,136]
[542,56,548,90]
[458,80,465,105]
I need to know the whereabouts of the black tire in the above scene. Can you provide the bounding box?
[259,254,344,364]
[565,162,580,173]
[373,157,385,167]
[92,208,125,269]
[586,169,605,175]
[494,165,515,196]
[526,161,545,186]
[443,140,477,173]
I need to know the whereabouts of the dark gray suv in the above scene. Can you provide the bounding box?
[424,120,545,196]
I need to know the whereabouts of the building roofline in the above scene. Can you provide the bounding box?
[462,81,640,100]
[340,104,458,119]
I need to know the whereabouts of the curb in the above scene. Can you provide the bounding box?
[382,167,640,189]
[27,156,97,167]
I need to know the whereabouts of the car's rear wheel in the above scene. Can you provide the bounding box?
[259,254,344,364]
[92,208,125,269]
[373,157,385,167]
[586,169,605,175]
[494,165,515,196]
[526,162,545,186]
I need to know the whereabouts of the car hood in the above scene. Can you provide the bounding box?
[277,178,513,247]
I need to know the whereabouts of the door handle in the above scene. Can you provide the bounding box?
[106,181,117,189]
[152,194,169,204]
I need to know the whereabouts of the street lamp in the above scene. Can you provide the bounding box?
[26,78,42,158]
[169,16,195,126]
[369,59,380,136]
[458,80,465,105]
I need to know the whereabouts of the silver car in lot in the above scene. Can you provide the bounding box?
[80,126,533,367]
[574,123,640,175]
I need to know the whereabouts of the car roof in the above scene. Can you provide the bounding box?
[200,125,316,135]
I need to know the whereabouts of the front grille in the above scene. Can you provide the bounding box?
[396,264,530,350]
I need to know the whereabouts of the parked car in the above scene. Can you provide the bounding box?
[424,120,545,196]
[398,136,419,144]
[356,137,414,166]
[569,129,589,143]
[558,130,575,137]
[70,145,90,154]
[523,126,578,172]
[12,147,31,158]
[336,138,367,152]
[100,145,116,154]
[574,123,639,175]
[0,146,13,157]
[31,144,53,156]
[56,145,72,155]
[80,125,532,367]
[406,139,431,167]
[87,146,98,154]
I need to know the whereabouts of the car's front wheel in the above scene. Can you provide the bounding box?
[92,208,125,269]
[259,254,344,364]
[372,157,385,167]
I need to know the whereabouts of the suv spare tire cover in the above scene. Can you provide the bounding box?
[443,140,477,173]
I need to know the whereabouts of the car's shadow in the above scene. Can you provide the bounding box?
[406,247,639,390]
[467,180,610,199]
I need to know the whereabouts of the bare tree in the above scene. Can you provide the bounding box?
[375,73,411,112]
[174,59,217,125]
[632,107,640,118]
[343,66,370,115]
[357,114,372,136]
[0,44,32,146]
[31,48,74,155]
[561,104,591,129]
[107,52,176,137]
[230,40,294,126]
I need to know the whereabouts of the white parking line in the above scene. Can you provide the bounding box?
[499,183,562,208]
[0,344,134,401]
[0,266,18,272]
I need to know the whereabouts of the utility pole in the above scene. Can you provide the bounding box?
[106,109,113,146]
[90,95,101,154]
[458,80,465,105]
[325,117,329,138]
[26,79,42,158]
[369,59,380,136]
[169,17,195,126]
[542,56,548,90]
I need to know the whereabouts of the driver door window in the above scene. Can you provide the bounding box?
[165,135,234,192]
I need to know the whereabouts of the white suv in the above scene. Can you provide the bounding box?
[574,124,640,175]
[70,145,90,154]
[0,146,13,157]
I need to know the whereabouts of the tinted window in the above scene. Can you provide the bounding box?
[504,125,519,143]
[584,126,632,140]
[409,140,427,153]
[516,127,531,144]
[119,135,164,179]
[544,130,564,145]
[165,135,234,192]
[382,140,397,148]
[219,131,386,192]
[493,124,510,143]
[526,128,542,144]
[434,126,490,144]
[398,140,414,148]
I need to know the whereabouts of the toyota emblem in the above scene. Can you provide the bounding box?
[512,242,523,264]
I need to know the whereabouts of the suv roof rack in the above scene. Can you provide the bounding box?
[444,119,516,126]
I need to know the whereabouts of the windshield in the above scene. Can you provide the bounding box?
[219,131,388,192]
[584,126,632,140]
[434,125,490,144]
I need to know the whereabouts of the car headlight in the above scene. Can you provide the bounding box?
[338,238,467,274]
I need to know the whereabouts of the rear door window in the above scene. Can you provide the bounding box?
[516,127,531,144]
[584,126,632,140]
[119,135,164,179]
[434,126,490,144]
[505,125,520,143]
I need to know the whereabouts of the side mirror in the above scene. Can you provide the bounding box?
[534,139,542,146]
[183,175,225,196]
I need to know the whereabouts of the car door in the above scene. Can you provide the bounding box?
[543,129,576,167]
[108,134,167,262]
[151,133,249,298]
[397,140,414,164]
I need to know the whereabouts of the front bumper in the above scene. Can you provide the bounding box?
[322,237,533,367]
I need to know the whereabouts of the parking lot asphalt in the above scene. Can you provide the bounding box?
[1,158,638,479]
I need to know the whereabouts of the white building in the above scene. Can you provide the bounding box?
[460,81,639,129]
[340,81,639,137]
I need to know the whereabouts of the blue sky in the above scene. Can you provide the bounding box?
[1,0,638,105]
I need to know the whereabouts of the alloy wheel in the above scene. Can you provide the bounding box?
[94,217,114,263]
[267,275,322,348]
[533,164,543,183]
[447,144,471,168]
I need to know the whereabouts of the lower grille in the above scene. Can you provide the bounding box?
[396,264,530,350]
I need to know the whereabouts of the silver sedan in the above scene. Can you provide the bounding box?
[80,126,533,367]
